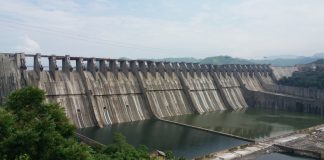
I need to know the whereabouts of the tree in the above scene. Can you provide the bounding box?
[0,87,93,160]
[0,87,181,160]
[278,69,324,89]
[102,133,150,160]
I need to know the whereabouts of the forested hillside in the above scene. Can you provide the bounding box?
[278,69,324,89]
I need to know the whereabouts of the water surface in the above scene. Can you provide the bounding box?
[78,119,247,158]
[165,108,324,140]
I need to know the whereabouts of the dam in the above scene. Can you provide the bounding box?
[1,53,324,158]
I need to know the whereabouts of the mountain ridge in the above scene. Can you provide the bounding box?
[119,53,324,66]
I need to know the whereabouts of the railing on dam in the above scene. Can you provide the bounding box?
[19,53,273,75]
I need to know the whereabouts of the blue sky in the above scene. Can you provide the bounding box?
[0,0,324,59]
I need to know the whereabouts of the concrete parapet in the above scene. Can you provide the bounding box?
[62,55,73,72]
[186,63,195,77]
[108,59,118,77]
[164,62,173,77]
[251,64,259,72]
[155,61,165,77]
[76,57,86,72]
[265,64,272,72]
[171,62,180,72]
[99,59,108,76]
[129,60,138,73]
[225,64,233,72]
[200,64,209,77]
[15,53,27,70]
[229,64,237,72]
[138,60,147,78]
[87,58,97,78]
[147,60,156,77]
[234,64,242,72]
[63,55,73,79]
[33,53,43,75]
[49,56,58,72]
[206,64,214,72]
[119,60,129,77]
[179,62,188,78]
[49,56,58,80]
[193,63,202,77]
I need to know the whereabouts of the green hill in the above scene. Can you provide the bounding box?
[152,57,201,63]
[200,56,252,65]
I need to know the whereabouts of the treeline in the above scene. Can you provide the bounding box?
[0,87,182,160]
[278,69,324,89]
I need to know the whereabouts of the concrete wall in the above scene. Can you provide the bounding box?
[245,89,324,115]
[0,54,24,104]
[262,83,324,100]
[0,53,323,128]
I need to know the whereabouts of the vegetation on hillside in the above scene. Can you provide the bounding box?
[152,57,201,63]
[278,69,324,89]
[0,87,181,160]
[200,56,252,64]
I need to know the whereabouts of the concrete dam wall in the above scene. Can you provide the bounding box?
[1,53,322,128]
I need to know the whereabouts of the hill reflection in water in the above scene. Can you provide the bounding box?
[165,108,324,140]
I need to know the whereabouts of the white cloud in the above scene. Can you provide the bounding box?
[16,35,41,53]
[1,0,324,59]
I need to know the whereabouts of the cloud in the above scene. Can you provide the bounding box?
[16,35,41,53]
[1,0,324,59]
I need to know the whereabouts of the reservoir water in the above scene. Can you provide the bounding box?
[165,108,324,140]
[78,108,324,158]
[78,119,247,158]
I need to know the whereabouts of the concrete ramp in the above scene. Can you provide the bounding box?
[257,72,275,85]
[238,73,264,91]
[84,72,151,125]
[180,72,226,113]
[215,72,248,109]
[28,71,98,128]
[139,72,194,118]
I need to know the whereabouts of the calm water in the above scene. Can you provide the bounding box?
[78,108,323,159]
[78,119,247,158]
[165,108,324,140]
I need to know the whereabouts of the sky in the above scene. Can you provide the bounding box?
[0,0,324,59]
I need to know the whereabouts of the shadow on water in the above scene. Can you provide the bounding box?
[165,108,324,140]
[78,119,247,158]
